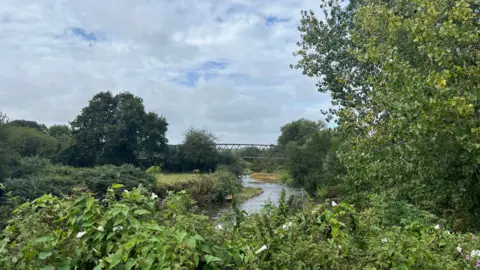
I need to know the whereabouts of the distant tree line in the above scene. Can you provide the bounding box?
[0,91,243,182]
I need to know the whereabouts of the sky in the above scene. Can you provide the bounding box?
[0,0,331,144]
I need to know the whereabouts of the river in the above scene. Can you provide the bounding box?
[200,175,305,219]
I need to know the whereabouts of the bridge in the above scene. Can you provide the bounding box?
[215,143,287,160]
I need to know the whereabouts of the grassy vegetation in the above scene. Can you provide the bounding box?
[250,172,283,183]
[155,173,203,189]
[234,187,263,201]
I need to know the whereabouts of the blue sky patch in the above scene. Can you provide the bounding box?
[265,16,290,26]
[172,61,229,87]
[71,27,98,41]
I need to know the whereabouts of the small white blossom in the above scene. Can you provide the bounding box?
[282,222,292,230]
[445,230,452,234]
[255,244,268,254]
[215,224,223,230]
[124,190,129,194]
[331,201,338,207]
[471,250,480,258]
[338,245,342,250]
[113,226,124,232]
[151,193,158,200]
[96,226,104,232]
[434,224,440,230]
[76,231,86,238]
[457,246,462,253]
[382,238,388,244]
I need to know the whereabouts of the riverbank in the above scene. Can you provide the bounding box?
[250,172,283,183]
[155,172,266,205]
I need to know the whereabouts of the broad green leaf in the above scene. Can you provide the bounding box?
[39,251,53,260]
[133,209,151,216]
[111,184,124,189]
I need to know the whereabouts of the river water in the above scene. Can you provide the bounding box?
[200,175,306,219]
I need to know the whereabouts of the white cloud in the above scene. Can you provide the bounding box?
[0,0,330,144]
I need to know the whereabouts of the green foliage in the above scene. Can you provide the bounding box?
[1,186,479,269]
[6,126,58,159]
[163,128,245,176]
[68,91,168,167]
[210,169,242,202]
[216,151,245,177]
[178,128,219,173]
[295,0,480,230]
[3,163,155,203]
[145,165,161,175]
[0,113,19,181]
[7,119,48,133]
[284,129,334,193]
[277,118,326,147]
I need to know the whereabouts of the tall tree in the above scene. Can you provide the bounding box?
[178,128,219,172]
[278,118,326,146]
[295,0,480,229]
[69,91,168,167]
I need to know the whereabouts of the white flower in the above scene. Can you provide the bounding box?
[76,231,86,238]
[434,224,440,230]
[113,226,124,232]
[124,190,129,194]
[338,245,342,250]
[471,250,480,257]
[151,193,158,200]
[255,244,268,254]
[96,226,104,232]
[282,222,292,230]
[381,238,388,243]
[457,246,462,253]
[331,201,338,207]
[215,224,223,230]
[445,230,452,234]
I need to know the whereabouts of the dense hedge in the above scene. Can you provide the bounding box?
[3,157,155,202]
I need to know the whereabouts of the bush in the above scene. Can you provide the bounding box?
[146,165,162,175]
[210,169,242,202]
[1,186,479,269]
[3,163,155,202]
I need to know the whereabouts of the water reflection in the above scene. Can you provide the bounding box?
[200,175,305,219]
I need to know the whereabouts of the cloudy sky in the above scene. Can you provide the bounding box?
[0,0,331,144]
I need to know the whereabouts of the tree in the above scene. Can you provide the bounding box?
[295,0,480,230]
[178,128,219,172]
[7,126,58,159]
[7,119,47,133]
[292,0,377,126]
[0,112,17,181]
[284,129,333,193]
[69,91,168,167]
[277,118,326,146]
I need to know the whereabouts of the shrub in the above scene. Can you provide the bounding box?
[146,165,162,175]
[3,164,155,202]
[210,169,242,202]
[1,186,479,269]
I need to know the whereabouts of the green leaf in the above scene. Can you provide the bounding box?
[39,251,53,260]
[34,236,55,243]
[125,258,136,270]
[40,266,55,270]
[193,253,199,267]
[205,255,223,265]
[133,209,151,216]
[106,250,124,268]
[111,184,124,189]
